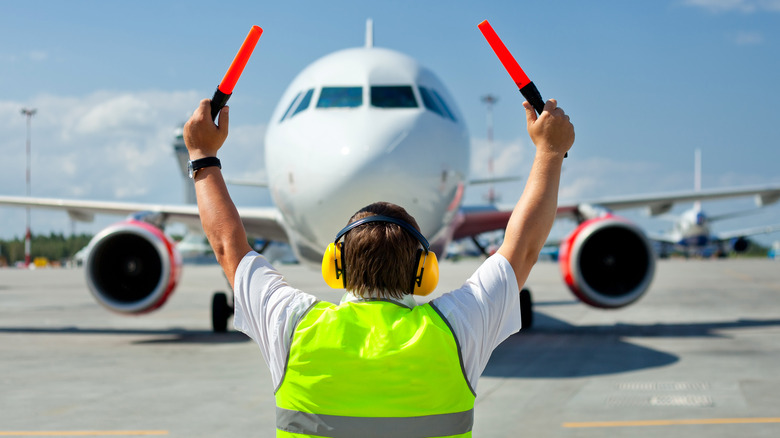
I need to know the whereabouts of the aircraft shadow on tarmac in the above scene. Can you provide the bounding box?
[3,309,780,362]
[482,310,780,379]
[0,326,251,345]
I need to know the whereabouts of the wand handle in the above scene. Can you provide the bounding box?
[521,81,567,157]
[211,88,231,122]
[520,81,544,115]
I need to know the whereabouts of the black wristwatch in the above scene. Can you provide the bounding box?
[188,157,221,179]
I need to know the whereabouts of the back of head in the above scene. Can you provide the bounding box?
[343,202,421,299]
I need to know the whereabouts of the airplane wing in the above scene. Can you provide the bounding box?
[562,184,780,218]
[0,195,288,242]
[714,224,780,242]
[452,184,780,239]
[644,233,679,245]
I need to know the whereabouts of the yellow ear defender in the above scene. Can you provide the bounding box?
[321,215,439,296]
[321,241,346,289]
[411,248,439,296]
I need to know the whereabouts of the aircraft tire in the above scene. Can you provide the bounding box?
[211,291,232,333]
[520,288,533,330]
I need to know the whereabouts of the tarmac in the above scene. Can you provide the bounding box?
[2,257,780,437]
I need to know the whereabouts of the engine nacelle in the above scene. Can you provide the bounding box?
[85,220,182,314]
[559,215,655,308]
[731,237,749,253]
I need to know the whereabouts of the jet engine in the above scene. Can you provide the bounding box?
[731,237,749,253]
[85,220,182,314]
[559,215,655,308]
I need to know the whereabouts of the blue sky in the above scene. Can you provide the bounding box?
[1,0,779,246]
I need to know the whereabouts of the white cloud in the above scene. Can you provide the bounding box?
[74,94,154,134]
[682,0,780,12]
[733,31,764,44]
[469,136,531,179]
[0,90,269,238]
[28,50,48,62]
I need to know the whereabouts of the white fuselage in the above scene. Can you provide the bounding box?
[264,47,470,264]
[670,207,711,248]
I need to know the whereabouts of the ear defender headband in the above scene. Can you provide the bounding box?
[321,215,439,296]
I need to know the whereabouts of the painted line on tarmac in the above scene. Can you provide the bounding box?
[0,432,168,436]
[563,417,780,428]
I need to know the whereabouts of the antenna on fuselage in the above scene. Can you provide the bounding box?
[365,18,374,48]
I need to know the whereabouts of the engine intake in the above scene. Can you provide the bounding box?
[85,220,182,314]
[559,215,655,308]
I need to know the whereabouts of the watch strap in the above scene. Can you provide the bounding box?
[189,157,221,178]
[190,157,221,171]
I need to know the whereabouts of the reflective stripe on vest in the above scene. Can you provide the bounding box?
[276,300,475,438]
[276,406,474,438]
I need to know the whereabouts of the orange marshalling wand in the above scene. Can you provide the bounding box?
[477,19,544,115]
[478,20,566,157]
[211,25,263,121]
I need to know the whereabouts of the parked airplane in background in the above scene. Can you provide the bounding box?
[649,150,780,257]
[3,22,780,331]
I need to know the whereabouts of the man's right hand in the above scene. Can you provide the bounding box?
[183,99,230,160]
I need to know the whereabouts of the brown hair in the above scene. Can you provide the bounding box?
[342,202,421,299]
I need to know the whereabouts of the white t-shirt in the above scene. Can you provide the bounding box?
[233,251,522,390]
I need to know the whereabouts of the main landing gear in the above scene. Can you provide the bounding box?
[211,291,234,333]
[520,288,533,330]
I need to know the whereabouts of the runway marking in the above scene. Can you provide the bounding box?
[724,268,780,292]
[563,417,780,428]
[0,432,168,436]
[724,268,754,283]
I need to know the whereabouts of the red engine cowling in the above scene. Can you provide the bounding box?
[85,220,182,314]
[559,215,655,308]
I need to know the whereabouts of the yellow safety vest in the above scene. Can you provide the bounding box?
[275,299,476,438]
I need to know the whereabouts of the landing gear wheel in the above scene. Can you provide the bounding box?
[519,288,533,330]
[211,291,233,333]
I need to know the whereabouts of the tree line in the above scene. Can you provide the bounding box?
[0,233,93,267]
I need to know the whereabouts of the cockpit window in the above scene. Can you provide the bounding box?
[431,89,457,122]
[290,88,314,118]
[370,86,418,108]
[418,86,445,118]
[317,87,363,108]
[279,91,302,122]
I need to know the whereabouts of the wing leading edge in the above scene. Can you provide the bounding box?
[453,184,780,240]
[0,195,288,243]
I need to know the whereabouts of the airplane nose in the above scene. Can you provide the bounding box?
[267,108,468,260]
[288,114,447,240]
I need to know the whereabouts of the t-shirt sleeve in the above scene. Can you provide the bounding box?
[232,251,318,387]
[431,253,521,388]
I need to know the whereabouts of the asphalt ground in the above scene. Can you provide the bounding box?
[2,257,780,437]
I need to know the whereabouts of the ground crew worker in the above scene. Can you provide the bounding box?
[183,97,574,437]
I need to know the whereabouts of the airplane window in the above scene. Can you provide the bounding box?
[317,87,363,108]
[418,86,445,118]
[431,89,457,121]
[290,88,314,118]
[370,86,418,108]
[279,91,302,122]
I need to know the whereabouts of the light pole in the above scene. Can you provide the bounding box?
[21,108,36,268]
[480,95,498,205]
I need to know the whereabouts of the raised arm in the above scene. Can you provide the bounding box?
[183,99,252,288]
[496,99,575,290]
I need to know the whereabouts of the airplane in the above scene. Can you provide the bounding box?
[649,150,780,257]
[652,204,780,258]
[3,22,780,332]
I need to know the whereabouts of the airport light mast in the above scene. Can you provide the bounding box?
[481,94,498,205]
[21,108,36,268]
